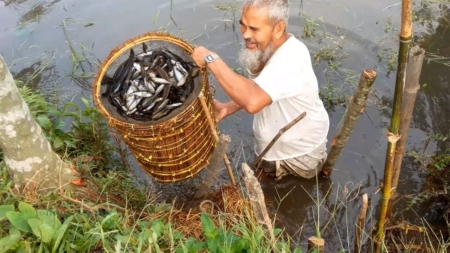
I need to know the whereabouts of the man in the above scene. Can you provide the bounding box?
[191,0,329,180]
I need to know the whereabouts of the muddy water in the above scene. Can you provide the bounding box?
[1,0,449,251]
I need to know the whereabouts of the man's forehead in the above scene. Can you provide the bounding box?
[240,5,270,25]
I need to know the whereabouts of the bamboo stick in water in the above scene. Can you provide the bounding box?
[390,45,425,199]
[354,193,368,253]
[374,0,413,251]
[320,70,377,177]
[198,92,236,185]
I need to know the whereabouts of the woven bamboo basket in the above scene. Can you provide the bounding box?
[92,31,219,183]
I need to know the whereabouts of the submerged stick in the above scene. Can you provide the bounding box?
[354,193,368,253]
[375,1,413,251]
[250,112,307,169]
[390,45,425,198]
[193,134,231,200]
[198,92,236,185]
[320,70,377,177]
[241,163,276,247]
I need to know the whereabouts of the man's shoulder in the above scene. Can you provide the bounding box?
[275,35,311,59]
[266,35,312,71]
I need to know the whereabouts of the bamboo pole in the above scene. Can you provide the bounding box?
[198,92,236,185]
[250,112,306,169]
[320,70,377,177]
[390,45,425,199]
[374,0,413,251]
[354,193,368,253]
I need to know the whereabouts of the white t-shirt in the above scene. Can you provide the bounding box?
[249,34,330,161]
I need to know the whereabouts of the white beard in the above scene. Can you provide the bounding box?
[237,41,276,74]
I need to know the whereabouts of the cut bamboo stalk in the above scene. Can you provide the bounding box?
[198,92,236,185]
[390,45,425,198]
[374,1,413,251]
[193,134,231,200]
[354,193,368,253]
[320,70,377,177]
[241,162,276,248]
[308,236,325,252]
[250,112,307,169]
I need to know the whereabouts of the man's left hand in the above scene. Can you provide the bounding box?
[191,46,215,68]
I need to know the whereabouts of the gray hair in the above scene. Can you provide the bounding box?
[243,0,290,27]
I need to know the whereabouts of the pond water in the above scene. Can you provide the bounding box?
[1,0,449,251]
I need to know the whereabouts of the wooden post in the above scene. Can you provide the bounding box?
[390,45,425,198]
[375,0,413,252]
[320,70,377,177]
[241,163,276,248]
[308,236,325,252]
[198,92,236,185]
[193,134,231,200]
[250,112,306,169]
[354,193,368,253]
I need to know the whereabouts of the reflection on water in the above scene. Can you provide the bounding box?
[0,0,449,251]
[1,0,60,27]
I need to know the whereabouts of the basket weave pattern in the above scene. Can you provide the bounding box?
[92,32,219,183]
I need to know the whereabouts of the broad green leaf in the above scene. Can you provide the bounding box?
[232,238,247,252]
[0,227,21,252]
[0,204,14,221]
[200,213,215,234]
[150,220,165,237]
[27,218,43,238]
[293,248,303,253]
[137,229,151,253]
[14,241,29,253]
[53,137,64,149]
[46,107,63,117]
[36,115,52,129]
[183,237,195,249]
[173,231,183,241]
[63,140,76,148]
[18,202,36,220]
[116,235,130,243]
[39,224,55,243]
[191,242,206,252]
[204,229,218,238]
[37,210,61,230]
[52,120,65,129]
[6,211,32,233]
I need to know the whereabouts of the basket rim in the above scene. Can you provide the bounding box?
[92,31,203,128]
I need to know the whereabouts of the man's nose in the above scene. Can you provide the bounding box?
[242,28,252,41]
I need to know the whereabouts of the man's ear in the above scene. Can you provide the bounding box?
[274,21,286,40]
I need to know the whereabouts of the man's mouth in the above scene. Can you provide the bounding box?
[245,41,257,48]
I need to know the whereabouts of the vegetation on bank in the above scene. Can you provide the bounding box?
[0,82,299,253]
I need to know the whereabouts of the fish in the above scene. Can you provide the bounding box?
[166,103,182,109]
[104,45,200,121]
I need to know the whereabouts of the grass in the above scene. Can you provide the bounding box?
[0,63,299,252]
[2,0,450,251]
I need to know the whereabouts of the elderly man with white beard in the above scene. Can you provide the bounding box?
[191,0,330,180]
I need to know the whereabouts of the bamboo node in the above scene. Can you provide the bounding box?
[386,131,401,143]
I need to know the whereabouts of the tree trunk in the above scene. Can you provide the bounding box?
[0,54,79,192]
